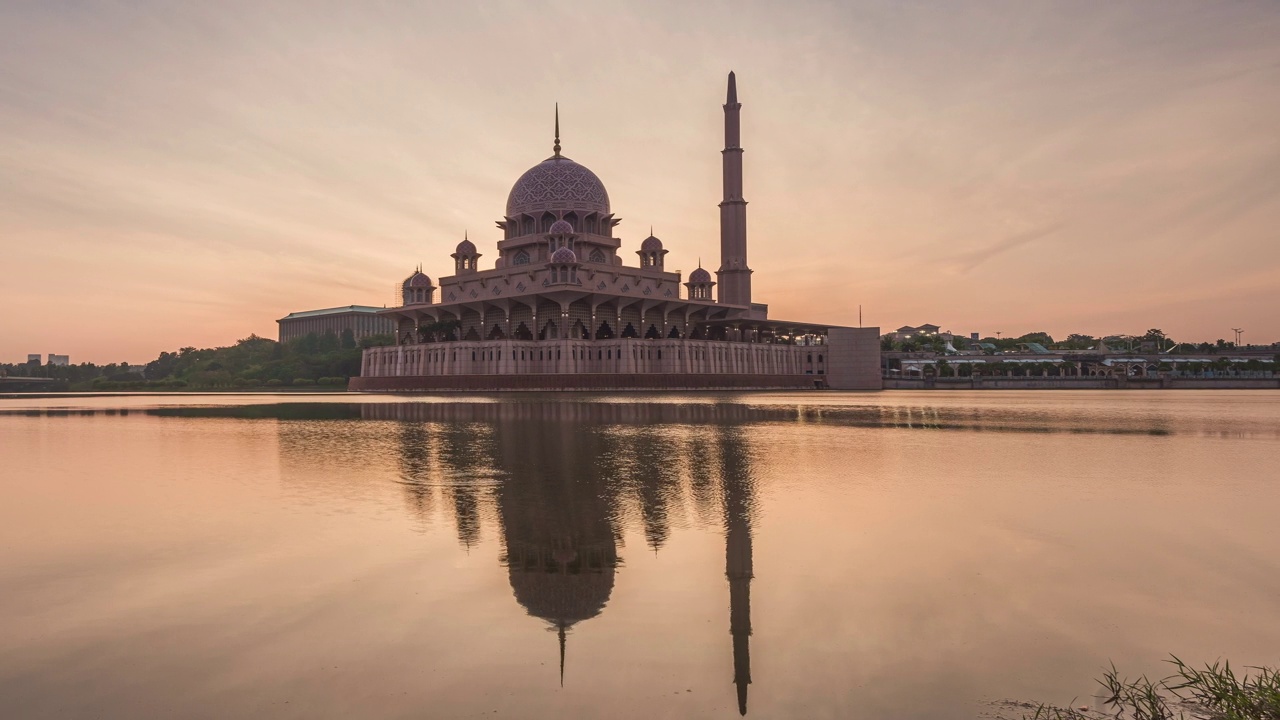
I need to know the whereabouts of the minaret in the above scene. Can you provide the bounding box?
[717,71,753,307]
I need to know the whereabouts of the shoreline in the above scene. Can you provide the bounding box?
[4,383,1280,400]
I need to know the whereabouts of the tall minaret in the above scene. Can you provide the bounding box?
[718,71,753,307]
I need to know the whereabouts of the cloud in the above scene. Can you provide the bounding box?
[944,222,1067,274]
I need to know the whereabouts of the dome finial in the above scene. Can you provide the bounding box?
[553,103,561,158]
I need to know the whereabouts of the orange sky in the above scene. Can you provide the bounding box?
[2,1,1278,363]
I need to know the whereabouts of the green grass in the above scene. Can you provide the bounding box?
[1024,656,1280,720]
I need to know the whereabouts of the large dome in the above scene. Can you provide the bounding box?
[507,156,610,217]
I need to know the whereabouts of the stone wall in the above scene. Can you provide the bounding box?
[824,327,883,390]
[357,332,883,392]
[362,338,827,378]
[350,373,820,392]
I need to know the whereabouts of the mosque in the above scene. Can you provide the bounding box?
[351,73,880,391]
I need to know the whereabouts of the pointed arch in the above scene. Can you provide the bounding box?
[621,323,639,339]
[667,325,682,339]
[572,319,589,339]
[513,322,533,341]
[463,326,480,341]
[595,321,615,340]
[487,324,506,340]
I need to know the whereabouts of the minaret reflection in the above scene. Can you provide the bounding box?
[718,425,756,716]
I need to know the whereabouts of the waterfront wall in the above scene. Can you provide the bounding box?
[350,373,820,392]
[362,338,825,377]
[354,335,883,391]
[883,377,1280,390]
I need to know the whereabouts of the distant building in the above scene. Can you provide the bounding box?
[47,354,69,366]
[886,324,943,342]
[27,354,41,364]
[276,306,396,344]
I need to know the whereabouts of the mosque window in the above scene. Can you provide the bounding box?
[589,248,605,263]
[514,250,530,266]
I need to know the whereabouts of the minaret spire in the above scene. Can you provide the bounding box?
[718,71,753,310]
[553,103,561,158]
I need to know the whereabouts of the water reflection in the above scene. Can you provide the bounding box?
[372,402,759,713]
[4,394,1280,719]
[0,400,1202,436]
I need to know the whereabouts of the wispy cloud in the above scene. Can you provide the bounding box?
[944,223,1067,274]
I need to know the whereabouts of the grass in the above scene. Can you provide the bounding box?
[1024,656,1280,720]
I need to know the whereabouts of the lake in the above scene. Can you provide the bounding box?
[2,390,1278,719]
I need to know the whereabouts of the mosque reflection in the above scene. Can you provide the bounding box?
[368,402,758,716]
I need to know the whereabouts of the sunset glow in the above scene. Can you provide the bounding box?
[2,1,1278,362]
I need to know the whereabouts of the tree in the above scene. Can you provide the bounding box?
[1064,334,1096,350]
[1016,331,1055,345]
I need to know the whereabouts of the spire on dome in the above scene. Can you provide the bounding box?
[553,103,561,158]
[726,71,738,105]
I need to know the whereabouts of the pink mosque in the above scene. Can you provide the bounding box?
[351,73,880,391]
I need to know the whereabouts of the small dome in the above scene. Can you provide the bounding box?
[403,270,432,288]
[689,267,712,283]
[455,237,477,255]
[640,235,663,252]
[550,246,578,264]
[548,219,575,235]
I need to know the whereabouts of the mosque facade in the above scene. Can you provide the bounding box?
[351,73,880,391]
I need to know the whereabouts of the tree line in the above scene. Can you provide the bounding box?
[1,331,394,390]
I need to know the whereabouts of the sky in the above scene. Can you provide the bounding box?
[1,0,1278,363]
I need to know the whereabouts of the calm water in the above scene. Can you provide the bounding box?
[2,391,1278,719]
